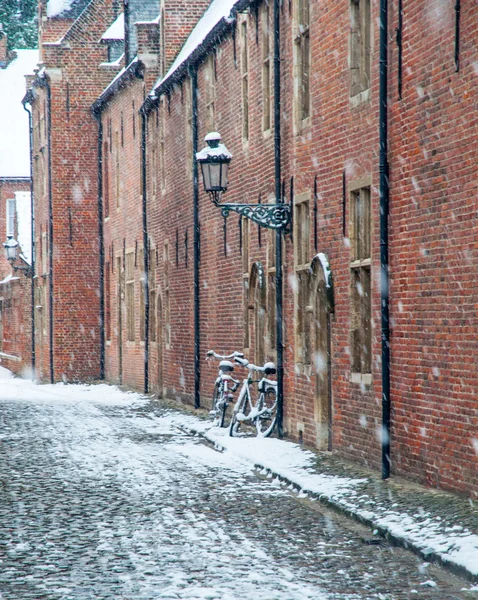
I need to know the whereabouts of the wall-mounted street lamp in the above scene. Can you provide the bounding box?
[196,132,291,231]
[3,235,33,278]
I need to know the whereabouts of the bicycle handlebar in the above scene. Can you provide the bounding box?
[206,350,245,360]
[234,356,276,374]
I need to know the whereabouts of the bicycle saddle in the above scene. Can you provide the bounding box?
[219,360,234,372]
[264,362,276,375]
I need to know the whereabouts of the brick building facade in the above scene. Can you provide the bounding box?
[27,0,120,381]
[26,0,477,498]
[0,34,37,375]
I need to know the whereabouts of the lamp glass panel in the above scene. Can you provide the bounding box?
[5,244,17,261]
[201,162,212,192]
[209,162,222,190]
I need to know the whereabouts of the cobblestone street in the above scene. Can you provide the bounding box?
[0,388,474,599]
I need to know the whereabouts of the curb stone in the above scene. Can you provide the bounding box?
[176,420,478,586]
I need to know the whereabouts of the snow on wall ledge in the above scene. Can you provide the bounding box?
[47,0,74,18]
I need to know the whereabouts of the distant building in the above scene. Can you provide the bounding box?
[0,25,37,374]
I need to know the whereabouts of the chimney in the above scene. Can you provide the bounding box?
[161,0,212,75]
[124,0,160,64]
[136,20,160,69]
[0,24,8,68]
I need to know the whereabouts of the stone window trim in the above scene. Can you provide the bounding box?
[204,53,216,134]
[125,250,135,342]
[239,15,250,146]
[261,1,272,134]
[349,0,372,106]
[293,0,311,133]
[163,240,171,349]
[294,190,312,366]
[348,174,373,385]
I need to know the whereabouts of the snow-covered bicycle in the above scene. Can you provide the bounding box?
[229,357,278,438]
[206,350,243,427]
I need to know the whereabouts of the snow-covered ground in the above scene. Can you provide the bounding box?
[0,367,476,598]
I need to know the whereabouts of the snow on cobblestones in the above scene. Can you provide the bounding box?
[0,370,474,598]
[164,411,478,579]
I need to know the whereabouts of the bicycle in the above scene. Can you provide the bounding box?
[229,357,278,438]
[206,350,243,427]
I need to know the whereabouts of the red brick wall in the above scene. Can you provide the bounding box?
[387,0,478,494]
[143,2,478,497]
[31,0,118,382]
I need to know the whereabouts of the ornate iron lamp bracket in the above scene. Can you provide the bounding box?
[219,202,291,232]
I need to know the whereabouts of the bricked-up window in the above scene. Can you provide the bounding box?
[250,262,266,366]
[294,192,311,364]
[204,54,216,133]
[105,261,111,341]
[149,249,156,343]
[125,251,135,341]
[262,1,272,132]
[350,0,371,97]
[294,0,310,124]
[164,242,171,346]
[240,19,249,142]
[6,198,15,236]
[103,141,109,218]
[138,248,145,342]
[350,186,371,376]
[242,217,250,348]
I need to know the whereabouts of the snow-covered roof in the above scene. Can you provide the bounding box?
[15,191,32,265]
[47,0,91,19]
[0,50,39,179]
[153,0,240,93]
[101,13,124,41]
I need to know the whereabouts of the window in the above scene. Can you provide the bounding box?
[103,141,109,218]
[262,2,272,132]
[249,262,266,366]
[266,228,276,355]
[242,218,250,348]
[125,251,135,341]
[105,261,111,341]
[204,54,216,133]
[160,4,166,77]
[6,198,15,237]
[115,131,120,208]
[138,247,145,342]
[240,19,249,142]
[164,242,170,346]
[149,249,156,343]
[350,0,371,97]
[160,100,166,192]
[350,185,371,377]
[185,77,193,181]
[294,192,311,365]
[294,0,310,125]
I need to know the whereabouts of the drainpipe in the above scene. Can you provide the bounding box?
[379,0,391,479]
[141,109,149,394]
[46,77,54,383]
[274,0,284,437]
[23,100,35,380]
[192,68,201,409]
[94,109,105,380]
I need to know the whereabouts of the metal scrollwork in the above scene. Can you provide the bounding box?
[219,203,291,232]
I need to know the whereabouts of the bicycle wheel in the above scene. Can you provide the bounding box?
[255,386,277,437]
[211,381,226,427]
[229,393,249,437]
